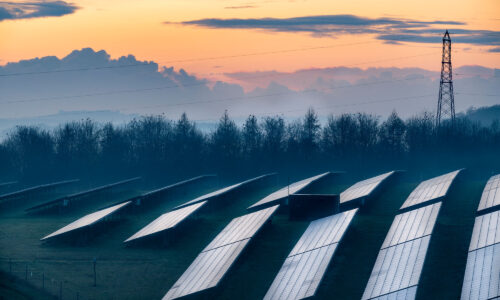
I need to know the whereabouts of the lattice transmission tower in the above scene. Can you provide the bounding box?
[436,30,456,127]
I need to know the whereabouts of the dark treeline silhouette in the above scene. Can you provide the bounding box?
[1,109,499,183]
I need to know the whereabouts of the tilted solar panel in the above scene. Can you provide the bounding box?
[163,239,250,300]
[176,173,275,209]
[264,244,338,300]
[124,201,207,243]
[263,208,358,300]
[477,174,500,213]
[339,171,395,204]
[41,201,131,240]
[400,170,461,210]
[362,236,430,300]
[248,172,330,209]
[368,287,417,300]
[469,210,500,251]
[163,205,279,299]
[461,243,500,300]
[203,205,279,252]
[381,202,441,249]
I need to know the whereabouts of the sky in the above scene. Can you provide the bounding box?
[0,0,499,127]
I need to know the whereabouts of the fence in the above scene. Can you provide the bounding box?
[1,258,93,300]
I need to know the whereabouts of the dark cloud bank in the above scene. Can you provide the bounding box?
[173,14,500,46]
[0,1,77,21]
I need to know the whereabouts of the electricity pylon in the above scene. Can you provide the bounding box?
[436,30,456,127]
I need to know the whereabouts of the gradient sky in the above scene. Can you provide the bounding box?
[1,0,499,81]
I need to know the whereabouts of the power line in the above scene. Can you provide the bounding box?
[0,34,461,78]
[0,40,380,78]
[0,52,439,105]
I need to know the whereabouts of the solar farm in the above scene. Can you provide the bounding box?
[0,169,496,299]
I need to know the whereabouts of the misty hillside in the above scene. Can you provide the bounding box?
[463,105,500,126]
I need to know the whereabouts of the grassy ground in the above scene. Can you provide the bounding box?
[0,169,490,299]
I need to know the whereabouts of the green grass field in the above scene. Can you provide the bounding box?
[0,170,489,299]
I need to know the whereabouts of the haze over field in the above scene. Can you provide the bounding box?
[0,0,499,131]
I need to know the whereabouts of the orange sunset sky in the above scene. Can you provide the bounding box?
[1,0,499,80]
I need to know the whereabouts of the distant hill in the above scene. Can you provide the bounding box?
[463,105,500,126]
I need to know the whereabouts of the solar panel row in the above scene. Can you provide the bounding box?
[477,174,500,213]
[163,205,280,300]
[26,177,140,211]
[340,171,395,204]
[264,208,358,300]
[248,172,330,210]
[363,171,460,300]
[177,173,276,209]
[41,201,132,240]
[141,175,215,199]
[0,179,79,203]
[400,170,461,210]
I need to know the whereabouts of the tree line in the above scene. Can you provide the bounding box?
[1,109,499,183]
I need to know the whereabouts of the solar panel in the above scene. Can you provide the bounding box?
[288,208,358,256]
[163,239,250,300]
[248,172,330,210]
[461,243,500,300]
[163,205,279,299]
[381,202,441,249]
[264,208,358,300]
[339,171,395,204]
[124,201,207,243]
[0,181,17,188]
[362,236,430,300]
[203,205,279,251]
[477,174,500,213]
[264,244,338,300]
[400,170,461,210]
[41,201,132,240]
[368,287,417,300]
[141,175,215,199]
[175,173,275,209]
[26,177,140,212]
[0,179,79,203]
[469,210,500,251]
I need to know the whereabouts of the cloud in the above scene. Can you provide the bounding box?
[170,14,500,46]
[224,5,257,9]
[0,1,78,21]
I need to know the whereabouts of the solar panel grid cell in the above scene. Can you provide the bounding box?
[203,205,278,252]
[469,210,500,251]
[362,236,430,300]
[381,203,441,249]
[478,175,500,212]
[400,170,460,210]
[163,239,250,300]
[339,171,394,204]
[263,244,338,300]
[368,287,417,300]
[461,243,500,300]
[288,209,357,256]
